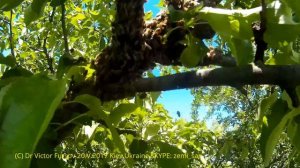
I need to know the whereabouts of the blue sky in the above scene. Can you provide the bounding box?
[144,0,161,15]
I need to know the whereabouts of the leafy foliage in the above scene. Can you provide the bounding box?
[1,0,300,167]
[0,76,66,168]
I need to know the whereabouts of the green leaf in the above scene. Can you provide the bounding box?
[287,118,300,153]
[65,66,86,83]
[50,0,66,7]
[144,11,153,21]
[257,92,278,122]
[0,0,24,11]
[241,147,249,160]
[265,49,298,65]
[266,42,300,65]
[1,67,33,79]
[0,54,16,67]
[197,7,258,65]
[144,124,160,140]
[260,100,300,166]
[106,119,134,167]
[168,6,186,22]
[73,94,106,119]
[220,141,234,157]
[109,103,138,125]
[283,0,300,17]
[99,36,107,50]
[264,1,300,47]
[229,37,254,65]
[24,0,48,25]
[0,76,66,168]
[199,7,260,39]
[287,118,297,140]
[150,92,161,104]
[157,0,166,8]
[30,135,64,168]
[73,94,134,167]
[73,94,102,114]
[168,5,203,27]
[129,139,148,155]
[56,55,86,79]
[180,35,208,67]
[265,23,300,47]
[282,90,294,109]
[156,141,190,168]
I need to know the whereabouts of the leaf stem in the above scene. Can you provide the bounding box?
[55,113,88,131]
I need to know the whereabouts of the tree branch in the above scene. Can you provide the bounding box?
[61,4,69,54]
[9,10,15,57]
[253,0,267,63]
[100,64,300,100]
[50,7,56,23]
[42,37,55,73]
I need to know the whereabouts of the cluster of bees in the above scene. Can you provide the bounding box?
[93,0,219,99]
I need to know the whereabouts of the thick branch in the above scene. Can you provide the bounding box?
[134,65,300,91]
[101,65,300,100]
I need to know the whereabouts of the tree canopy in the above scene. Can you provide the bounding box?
[1,0,300,167]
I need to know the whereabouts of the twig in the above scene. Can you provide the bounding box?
[50,7,56,22]
[95,119,137,136]
[38,7,56,73]
[116,128,137,136]
[42,37,55,73]
[54,113,88,131]
[29,46,43,52]
[61,4,69,54]
[9,10,15,57]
